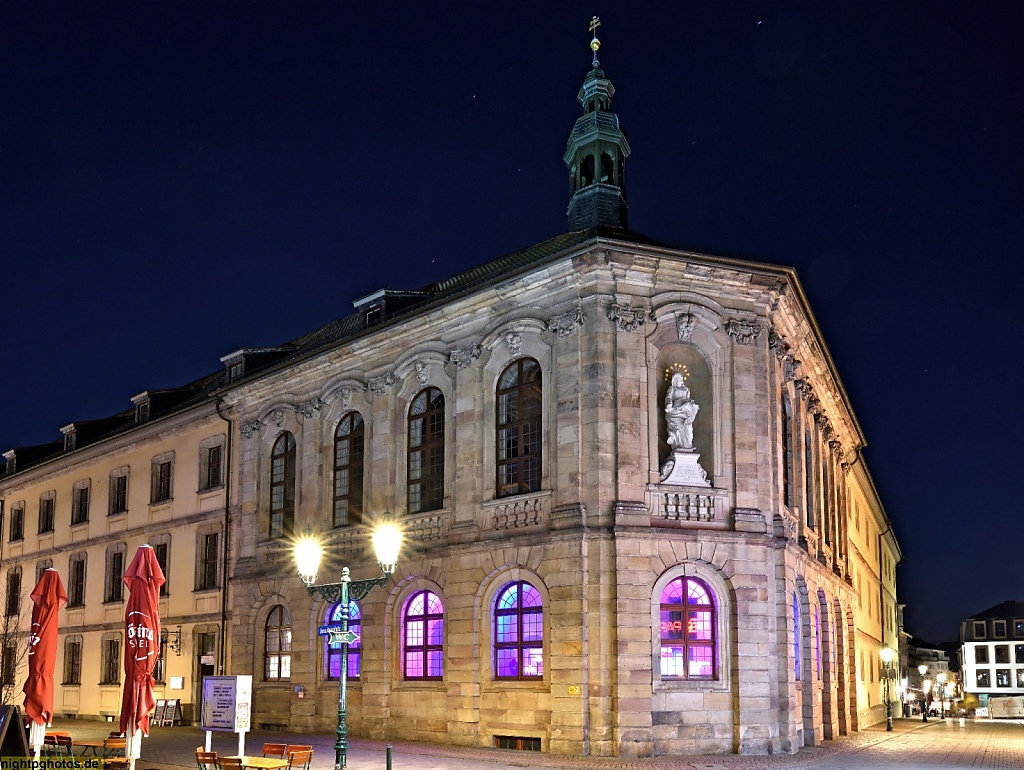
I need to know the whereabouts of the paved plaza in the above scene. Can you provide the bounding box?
[45,717,1024,770]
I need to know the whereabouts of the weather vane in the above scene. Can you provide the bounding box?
[589,16,601,67]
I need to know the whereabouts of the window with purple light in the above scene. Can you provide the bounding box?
[659,576,716,680]
[403,590,444,680]
[325,600,361,680]
[494,581,544,679]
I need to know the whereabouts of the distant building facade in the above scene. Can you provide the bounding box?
[959,601,1024,711]
[0,44,901,757]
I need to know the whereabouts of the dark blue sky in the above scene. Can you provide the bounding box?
[2,3,1022,644]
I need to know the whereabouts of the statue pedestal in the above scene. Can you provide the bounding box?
[660,450,711,487]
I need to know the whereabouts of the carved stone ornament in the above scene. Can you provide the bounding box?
[414,361,429,386]
[448,343,483,370]
[794,378,813,398]
[504,331,523,355]
[768,328,789,359]
[240,419,264,439]
[367,372,397,396]
[769,280,788,313]
[296,397,324,419]
[676,313,696,342]
[608,303,646,332]
[548,305,585,338]
[783,356,801,382]
[338,386,354,410]
[269,409,286,427]
[726,319,763,345]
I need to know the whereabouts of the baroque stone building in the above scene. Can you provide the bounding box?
[0,40,899,757]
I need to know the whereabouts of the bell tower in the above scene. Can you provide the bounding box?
[564,18,631,231]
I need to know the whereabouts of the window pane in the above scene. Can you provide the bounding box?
[523,647,543,677]
[427,619,444,646]
[427,650,444,677]
[661,646,685,677]
[687,611,712,641]
[496,649,518,677]
[406,620,423,647]
[688,646,714,678]
[496,615,517,643]
[687,580,710,605]
[406,651,424,678]
[522,612,543,642]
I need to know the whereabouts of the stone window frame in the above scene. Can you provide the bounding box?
[994,644,1010,664]
[492,581,544,681]
[35,560,53,586]
[332,412,365,528]
[494,358,544,499]
[149,534,171,597]
[195,524,222,592]
[323,599,362,682]
[994,620,1007,639]
[995,668,1011,687]
[37,490,56,534]
[476,568,549,690]
[263,604,292,681]
[974,621,987,639]
[651,562,733,695]
[976,669,990,688]
[976,645,989,664]
[8,502,24,542]
[406,388,446,514]
[268,431,297,540]
[63,634,83,685]
[100,633,121,685]
[103,542,127,604]
[1,641,15,685]
[402,588,445,681]
[71,479,91,525]
[67,552,87,608]
[198,435,226,492]
[656,575,718,682]
[108,466,130,516]
[4,566,22,617]
[150,450,175,505]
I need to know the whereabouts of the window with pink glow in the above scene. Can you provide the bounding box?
[659,576,716,680]
[403,590,444,679]
[325,600,361,680]
[494,581,544,679]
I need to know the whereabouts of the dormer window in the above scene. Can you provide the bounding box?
[228,361,244,382]
[364,306,383,327]
[131,393,151,425]
[61,424,77,452]
[2,451,14,476]
[220,351,247,383]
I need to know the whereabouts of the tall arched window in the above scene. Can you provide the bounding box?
[496,358,542,498]
[325,600,361,680]
[264,605,291,680]
[804,429,815,530]
[822,457,832,545]
[814,605,822,679]
[269,432,296,539]
[408,389,445,513]
[494,581,544,679]
[403,590,443,680]
[793,593,801,681]
[659,576,716,680]
[333,413,364,527]
[781,391,795,509]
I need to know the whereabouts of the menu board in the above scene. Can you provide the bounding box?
[201,676,253,732]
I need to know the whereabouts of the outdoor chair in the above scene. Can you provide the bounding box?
[287,745,313,754]
[103,737,127,758]
[196,749,220,770]
[262,743,288,759]
[286,749,313,770]
[218,757,244,770]
[55,735,74,757]
[43,735,62,757]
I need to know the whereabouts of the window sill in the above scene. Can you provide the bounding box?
[99,682,121,687]
[70,520,89,528]
[150,499,173,508]
[198,485,224,495]
[61,682,81,687]
[194,587,220,594]
[102,599,125,606]
[108,511,127,518]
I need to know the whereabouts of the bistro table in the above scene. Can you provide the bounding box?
[75,740,106,757]
[225,757,290,769]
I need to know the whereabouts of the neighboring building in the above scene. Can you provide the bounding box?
[959,601,1024,709]
[0,38,901,757]
[0,386,230,723]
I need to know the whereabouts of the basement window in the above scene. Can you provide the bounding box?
[494,736,541,752]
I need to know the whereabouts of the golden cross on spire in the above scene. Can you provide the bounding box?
[589,16,601,66]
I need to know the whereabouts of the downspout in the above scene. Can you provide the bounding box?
[215,399,234,674]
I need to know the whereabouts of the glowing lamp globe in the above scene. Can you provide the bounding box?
[294,532,323,586]
[372,517,402,574]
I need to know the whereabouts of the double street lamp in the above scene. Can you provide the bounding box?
[936,672,948,718]
[918,664,929,722]
[880,646,896,731]
[294,516,403,770]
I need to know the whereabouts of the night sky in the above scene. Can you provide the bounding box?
[3,3,1022,646]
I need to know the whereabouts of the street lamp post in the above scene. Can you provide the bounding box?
[294,517,403,770]
[937,672,947,718]
[918,664,929,722]
[880,647,896,731]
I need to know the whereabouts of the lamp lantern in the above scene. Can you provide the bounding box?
[880,646,896,730]
[294,529,323,587]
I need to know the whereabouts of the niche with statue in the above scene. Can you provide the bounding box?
[656,344,712,487]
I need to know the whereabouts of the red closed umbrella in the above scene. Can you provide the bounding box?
[118,545,165,767]
[22,568,67,756]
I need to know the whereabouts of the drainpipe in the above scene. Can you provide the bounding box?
[215,399,234,674]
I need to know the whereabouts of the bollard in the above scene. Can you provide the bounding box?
[386,743,392,770]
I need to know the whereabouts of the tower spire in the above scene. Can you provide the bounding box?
[563,19,631,232]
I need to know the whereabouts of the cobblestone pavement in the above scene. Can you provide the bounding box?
[45,717,1024,770]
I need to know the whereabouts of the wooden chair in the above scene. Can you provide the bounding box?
[42,735,61,757]
[55,735,74,757]
[287,749,313,770]
[287,745,313,754]
[218,757,244,770]
[262,743,289,759]
[196,748,220,770]
[103,737,127,758]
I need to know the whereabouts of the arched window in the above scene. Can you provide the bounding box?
[408,389,445,513]
[814,605,822,679]
[496,358,542,497]
[581,155,595,186]
[325,600,361,680]
[822,457,832,545]
[494,581,544,680]
[658,576,716,680]
[403,590,443,680]
[264,605,291,680]
[600,152,613,183]
[793,593,801,681]
[781,391,795,509]
[333,413,364,527]
[269,432,296,539]
[804,429,815,530]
